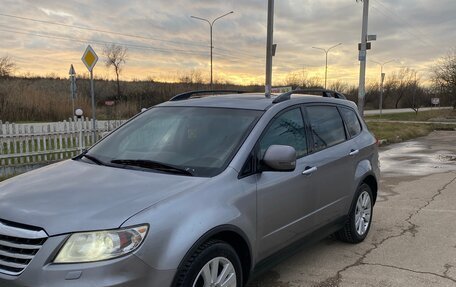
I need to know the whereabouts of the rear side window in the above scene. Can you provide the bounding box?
[259,108,307,158]
[339,107,362,138]
[306,106,346,152]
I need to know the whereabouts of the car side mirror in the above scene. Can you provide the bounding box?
[262,145,297,172]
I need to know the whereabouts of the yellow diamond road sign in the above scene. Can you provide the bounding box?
[81,45,98,72]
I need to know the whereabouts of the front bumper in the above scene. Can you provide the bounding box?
[0,235,176,287]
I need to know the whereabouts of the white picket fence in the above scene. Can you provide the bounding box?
[0,118,125,177]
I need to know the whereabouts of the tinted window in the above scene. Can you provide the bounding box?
[306,106,346,151]
[259,108,307,158]
[340,107,362,138]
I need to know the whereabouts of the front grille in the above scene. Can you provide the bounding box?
[0,220,47,276]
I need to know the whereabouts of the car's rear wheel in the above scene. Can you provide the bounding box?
[174,240,242,287]
[336,183,373,243]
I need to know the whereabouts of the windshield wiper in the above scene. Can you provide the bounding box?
[83,154,105,165]
[110,159,194,176]
[73,150,106,166]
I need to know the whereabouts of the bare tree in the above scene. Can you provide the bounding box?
[364,82,381,109]
[103,44,127,100]
[432,50,456,109]
[283,70,322,89]
[178,70,204,84]
[0,56,16,78]
[387,68,417,108]
[402,79,427,114]
[329,81,352,94]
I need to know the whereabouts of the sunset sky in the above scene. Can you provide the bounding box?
[1,0,455,86]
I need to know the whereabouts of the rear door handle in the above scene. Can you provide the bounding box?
[349,149,359,156]
[302,166,317,175]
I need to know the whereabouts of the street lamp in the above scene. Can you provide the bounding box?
[191,11,234,89]
[371,59,395,116]
[312,43,342,89]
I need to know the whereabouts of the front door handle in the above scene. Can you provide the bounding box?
[349,149,359,156]
[302,166,317,175]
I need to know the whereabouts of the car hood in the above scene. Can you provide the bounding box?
[0,160,208,236]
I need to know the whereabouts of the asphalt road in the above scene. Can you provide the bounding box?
[248,131,456,287]
[364,107,452,116]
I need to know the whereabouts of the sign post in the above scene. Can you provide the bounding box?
[75,109,84,153]
[380,72,385,117]
[81,45,99,141]
[69,64,76,116]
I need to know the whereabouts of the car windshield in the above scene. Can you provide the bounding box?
[85,106,263,177]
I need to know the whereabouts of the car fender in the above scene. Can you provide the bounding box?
[354,159,373,186]
[353,158,379,203]
[121,169,257,271]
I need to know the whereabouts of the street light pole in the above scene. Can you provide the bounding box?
[265,0,275,98]
[312,43,342,89]
[357,0,370,116]
[371,59,395,117]
[191,11,234,89]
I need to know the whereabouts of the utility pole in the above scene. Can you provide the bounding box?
[357,0,369,116]
[312,43,342,89]
[371,59,395,117]
[413,70,417,113]
[380,71,385,116]
[265,0,275,98]
[191,11,234,89]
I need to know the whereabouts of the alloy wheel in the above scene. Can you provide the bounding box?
[192,257,237,287]
[355,190,372,236]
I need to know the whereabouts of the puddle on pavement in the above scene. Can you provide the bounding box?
[380,140,456,177]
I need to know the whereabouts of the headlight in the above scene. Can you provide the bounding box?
[54,225,148,263]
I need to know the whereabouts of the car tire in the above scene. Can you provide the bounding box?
[336,183,373,243]
[174,240,243,287]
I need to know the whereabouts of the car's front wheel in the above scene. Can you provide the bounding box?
[174,240,242,287]
[337,183,373,243]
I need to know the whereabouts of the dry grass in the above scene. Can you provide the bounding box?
[367,122,456,144]
[0,77,261,122]
[366,109,456,122]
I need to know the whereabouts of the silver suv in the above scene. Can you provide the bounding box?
[0,90,379,287]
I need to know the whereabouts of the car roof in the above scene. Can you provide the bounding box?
[157,93,357,111]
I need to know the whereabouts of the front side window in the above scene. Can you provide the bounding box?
[306,106,346,152]
[339,107,362,138]
[259,108,307,159]
[86,107,263,177]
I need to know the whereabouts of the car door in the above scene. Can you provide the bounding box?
[256,107,320,260]
[300,104,353,226]
[338,105,365,195]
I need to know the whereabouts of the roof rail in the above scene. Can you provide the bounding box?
[169,90,249,102]
[272,88,346,104]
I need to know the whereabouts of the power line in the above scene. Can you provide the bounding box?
[0,25,264,65]
[370,1,441,50]
[372,0,436,44]
[0,25,208,56]
[0,13,208,48]
[0,13,262,60]
[370,6,434,48]
[213,50,264,63]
